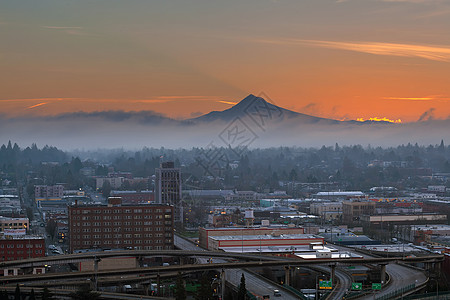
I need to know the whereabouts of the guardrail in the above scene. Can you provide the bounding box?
[282,285,308,300]
[376,283,415,300]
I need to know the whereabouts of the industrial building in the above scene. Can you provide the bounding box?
[208,233,324,251]
[360,214,447,227]
[199,226,305,250]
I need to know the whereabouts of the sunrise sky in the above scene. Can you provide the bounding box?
[1,0,450,122]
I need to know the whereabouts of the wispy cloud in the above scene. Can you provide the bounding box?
[383,95,450,101]
[132,99,173,104]
[217,100,237,105]
[27,102,48,109]
[253,38,450,62]
[41,25,87,36]
[42,26,83,30]
[384,97,434,101]
[1,97,77,102]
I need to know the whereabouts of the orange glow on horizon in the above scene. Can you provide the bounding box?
[356,117,402,124]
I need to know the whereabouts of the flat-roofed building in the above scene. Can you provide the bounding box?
[34,185,64,201]
[199,226,305,250]
[343,201,376,224]
[69,198,174,253]
[0,217,29,234]
[0,235,45,261]
[209,233,323,251]
[360,214,447,227]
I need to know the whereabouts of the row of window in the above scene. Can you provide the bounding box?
[0,244,42,249]
[72,221,169,227]
[72,226,171,233]
[75,214,170,221]
[0,250,43,254]
[72,239,172,245]
[76,208,171,214]
[72,233,167,239]
[0,223,26,227]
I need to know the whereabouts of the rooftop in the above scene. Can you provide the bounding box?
[211,233,321,241]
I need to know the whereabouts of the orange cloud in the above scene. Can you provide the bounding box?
[253,38,450,62]
[383,95,450,101]
[27,102,48,109]
[217,100,237,105]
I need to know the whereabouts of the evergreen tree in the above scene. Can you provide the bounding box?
[196,274,213,300]
[29,289,36,300]
[175,272,186,300]
[237,273,247,300]
[69,285,100,300]
[0,290,8,300]
[41,287,53,300]
[14,284,20,300]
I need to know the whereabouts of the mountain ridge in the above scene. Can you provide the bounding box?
[191,94,343,125]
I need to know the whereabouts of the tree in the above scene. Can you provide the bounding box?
[26,207,34,222]
[14,284,20,300]
[41,287,53,300]
[29,289,36,300]
[175,272,186,300]
[0,290,8,300]
[238,273,247,300]
[196,274,213,300]
[69,286,100,300]
[46,219,57,240]
[101,180,111,198]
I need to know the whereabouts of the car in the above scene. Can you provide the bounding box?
[48,245,57,250]
[273,290,281,297]
[51,249,61,254]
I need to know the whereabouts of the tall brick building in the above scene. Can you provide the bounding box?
[68,198,174,253]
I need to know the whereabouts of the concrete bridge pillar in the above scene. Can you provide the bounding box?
[93,256,101,291]
[380,263,387,284]
[330,264,336,286]
[221,269,225,300]
[284,266,290,286]
[157,273,161,296]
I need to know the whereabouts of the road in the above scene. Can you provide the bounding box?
[331,244,427,300]
[174,235,299,299]
[312,265,353,300]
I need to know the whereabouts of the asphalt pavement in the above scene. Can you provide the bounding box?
[174,235,299,299]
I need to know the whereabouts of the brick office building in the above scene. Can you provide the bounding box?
[68,198,174,253]
[0,236,45,262]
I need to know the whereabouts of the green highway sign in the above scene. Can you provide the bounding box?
[319,280,332,290]
[372,283,382,290]
[351,283,362,290]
